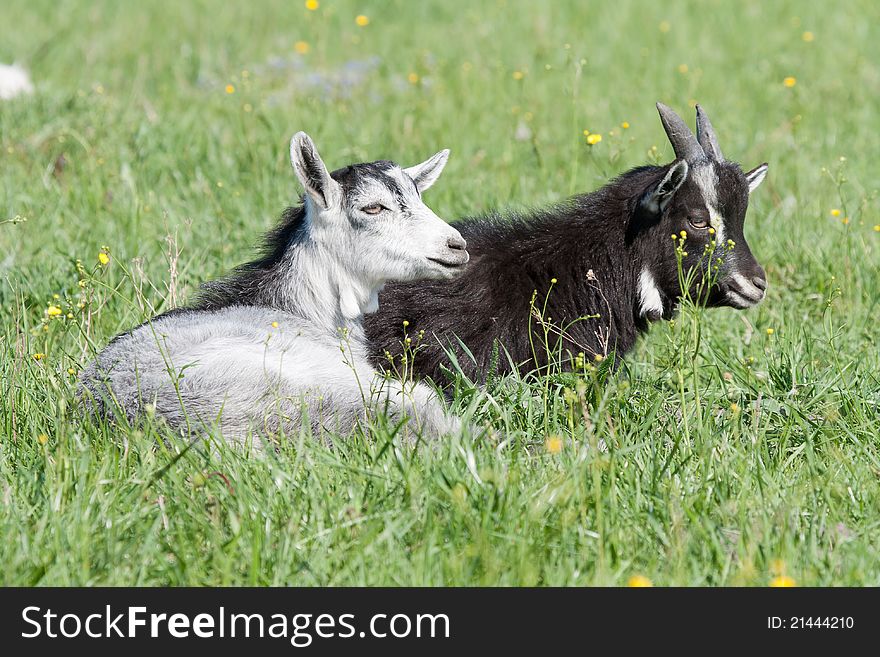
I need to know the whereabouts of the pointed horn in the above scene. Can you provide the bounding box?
[656,102,704,164]
[695,104,724,161]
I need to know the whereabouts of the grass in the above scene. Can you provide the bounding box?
[2,0,879,586]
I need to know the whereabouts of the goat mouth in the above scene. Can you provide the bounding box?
[427,256,469,269]
[722,285,764,309]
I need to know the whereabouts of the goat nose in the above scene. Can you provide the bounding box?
[447,235,467,251]
[751,275,767,291]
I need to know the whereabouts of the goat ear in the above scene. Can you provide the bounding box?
[404,149,449,193]
[289,132,341,210]
[641,160,689,213]
[745,163,768,193]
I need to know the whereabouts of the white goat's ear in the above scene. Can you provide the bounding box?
[404,149,449,193]
[290,132,341,210]
[642,160,689,213]
[745,163,768,193]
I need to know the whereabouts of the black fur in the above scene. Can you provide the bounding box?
[365,159,765,384]
[195,204,309,311]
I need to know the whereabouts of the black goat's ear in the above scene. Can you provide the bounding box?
[745,163,768,193]
[289,132,341,210]
[641,160,689,213]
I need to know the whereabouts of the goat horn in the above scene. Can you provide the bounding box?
[695,104,724,161]
[656,102,704,164]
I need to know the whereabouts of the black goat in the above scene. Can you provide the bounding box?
[366,103,769,382]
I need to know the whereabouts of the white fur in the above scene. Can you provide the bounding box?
[404,149,449,192]
[746,164,768,192]
[0,63,33,100]
[638,268,664,319]
[692,164,725,245]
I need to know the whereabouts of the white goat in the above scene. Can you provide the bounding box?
[79,133,469,446]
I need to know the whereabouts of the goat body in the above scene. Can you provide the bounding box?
[367,176,652,381]
[81,305,452,443]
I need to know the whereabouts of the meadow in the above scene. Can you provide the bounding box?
[1,0,879,586]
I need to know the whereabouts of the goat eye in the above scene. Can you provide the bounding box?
[361,204,385,215]
[688,216,710,229]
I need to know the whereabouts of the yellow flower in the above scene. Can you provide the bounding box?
[708,227,715,235]
[38,434,49,445]
[658,20,671,33]
[671,234,677,240]
[802,31,814,42]
[628,575,653,587]
[544,435,563,454]
[593,354,604,362]
[305,0,319,10]
[679,230,687,239]
[294,41,310,54]
[783,76,797,88]
[586,133,602,145]
[407,72,419,84]
[98,251,110,265]
[402,320,410,328]
[512,70,525,80]
[67,367,77,375]
[678,63,689,74]
[225,84,235,94]
[47,305,62,317]
[550,277,558,284]
[271,321,279,328]
[769,575,796,587]
[766,328,774,335]
[830,208,841,217]
[355,15,369,26]
[873,225,880,232]
[842,217,850,225]
[729,402,740,413]
[32,353,46,361]
[621,121,630,129]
